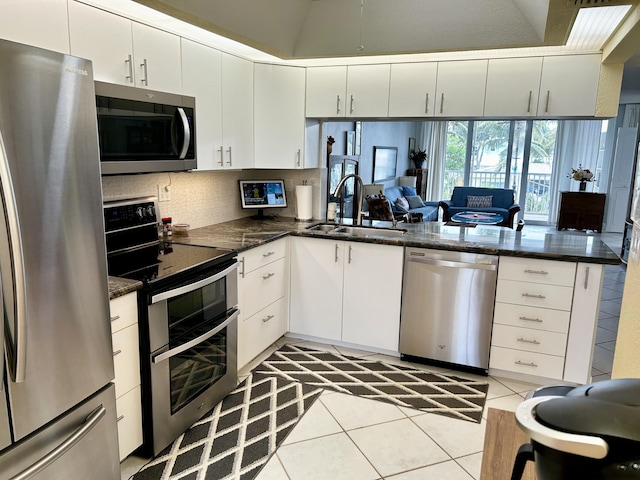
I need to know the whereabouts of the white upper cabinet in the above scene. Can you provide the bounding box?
[388,63,438,117]
[69,2,181,92]
[346,64,391,118]
[306,66,348,118]
[484,57,543,117]
[0,0,69,54]
[435,59,488,117]
[254,63,306,169]
[306,64,390,118]
[537,54,601,117]
[181,39,223,171]
[221,53,254,170]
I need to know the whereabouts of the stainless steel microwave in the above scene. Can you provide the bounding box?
[95,81,196,175]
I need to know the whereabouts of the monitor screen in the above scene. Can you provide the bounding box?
[239,180,287,218]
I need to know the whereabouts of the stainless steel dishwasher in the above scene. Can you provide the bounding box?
[399,248,498,373]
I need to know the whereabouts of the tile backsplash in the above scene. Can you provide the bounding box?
[102,169,324,229]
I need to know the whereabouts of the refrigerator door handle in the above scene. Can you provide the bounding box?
[9,406,106,480]
[0,136,27,383]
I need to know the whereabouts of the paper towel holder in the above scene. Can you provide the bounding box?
[295,184,314,222]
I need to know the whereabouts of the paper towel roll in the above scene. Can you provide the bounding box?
[295,185,313,221]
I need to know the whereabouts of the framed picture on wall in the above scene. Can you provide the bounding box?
[346,131,355,155]
[355,121,362,155]
[373,146,398,182]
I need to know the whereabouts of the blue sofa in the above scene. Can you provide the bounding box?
[383,185,439,222]
[439,187,520,228]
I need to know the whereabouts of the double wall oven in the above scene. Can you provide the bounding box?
[104,197,238,456]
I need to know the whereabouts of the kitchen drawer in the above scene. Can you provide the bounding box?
[112,324,141,399]
[238,297,288,368]
[240,238,287,275]
[492,324,567,357]
[496,279,574,311]
[110,292,138,333]
[498,257,576,287]
[241,257,287,319]
[115,384,143,461]
[493,302,570,334]
[489,346,564,380]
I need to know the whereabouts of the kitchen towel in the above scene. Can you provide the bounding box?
[295,185,313,220]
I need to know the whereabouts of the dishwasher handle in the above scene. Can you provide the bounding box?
[406,255,497,271]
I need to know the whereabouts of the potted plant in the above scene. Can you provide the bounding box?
[409,148,427,169]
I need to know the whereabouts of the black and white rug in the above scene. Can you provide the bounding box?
[132,345,489,480]
[255,344,489,423]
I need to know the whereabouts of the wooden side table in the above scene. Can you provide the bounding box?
[406,168,428,199]
[557,191,606,232]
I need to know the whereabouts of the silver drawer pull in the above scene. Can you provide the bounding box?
[262,315,274,323]
[515,360,538,368]
[524,269,548,275]
[110,315,120,322]
[519,316,543,323]
[262,251,275,257]
[262,272,275,280]
[522,293,545,299]
[113,350,122,357]
[116,415,125,422]
[517,337,541,345]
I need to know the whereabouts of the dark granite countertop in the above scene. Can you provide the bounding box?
[171,216,621,265]
[108,276,143,300]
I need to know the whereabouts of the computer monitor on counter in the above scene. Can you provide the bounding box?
[239,179,288,219]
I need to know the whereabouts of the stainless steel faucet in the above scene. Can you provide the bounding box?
[332,173,364,226]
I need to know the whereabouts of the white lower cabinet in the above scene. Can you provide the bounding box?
[290,237,403,352]
[490,257,603,384]
[237,239,289,369]
[109,292,143,461]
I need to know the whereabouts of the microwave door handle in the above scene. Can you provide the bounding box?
[151,261,239,304]
[0,136,27,383]
[152,309,239,364]
[176,107,190,159]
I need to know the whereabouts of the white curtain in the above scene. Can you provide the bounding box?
[623,104,640,128]
[548,120,603,223]
[418,121,447,201]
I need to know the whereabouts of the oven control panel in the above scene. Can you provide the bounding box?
[104,197,158,232]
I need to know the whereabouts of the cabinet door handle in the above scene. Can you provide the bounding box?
[140,58,148,86]
[217,146,224,166]
[335,244,339,263]
[517,337,541,345]
[239,257,245,278]
[440,93,444,114]
[527,90,532,113]
[125,54,133,83]
[263,251,275,257]
[519,316,543,323]
[584,266,590,289]
[544,90,550,113]
[226,147,232,166]
[336,94,341,114]
[296,149,301,167]
[348,245,352,264]
[515,360,538,368]
[522,293,546,299]
[524,269,548,275]
[110,315,120,322]
[425,93,429,114]
[262,314,274,323]
[262,272,275,280]
[117,415,125,422]
[113,349,122,357]
[350,95,354,114]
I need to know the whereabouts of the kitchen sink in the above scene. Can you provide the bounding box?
[333,226,407,238]
[307,223,338,232]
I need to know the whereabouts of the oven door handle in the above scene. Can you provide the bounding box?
[152,309,239,364]
[151,261,239,304]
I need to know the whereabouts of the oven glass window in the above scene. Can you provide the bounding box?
[167,277,228,414]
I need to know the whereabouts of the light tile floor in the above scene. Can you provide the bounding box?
[121,228,625,480]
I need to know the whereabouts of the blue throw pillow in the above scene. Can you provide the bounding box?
[402,186,417,197]
[406,195,425,209]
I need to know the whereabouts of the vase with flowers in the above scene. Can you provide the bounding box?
[568,164,594,192]
[410,148,427,169]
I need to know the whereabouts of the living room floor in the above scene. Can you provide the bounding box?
[121,227,625,480]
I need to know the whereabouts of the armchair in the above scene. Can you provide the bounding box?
[439,187,520,228]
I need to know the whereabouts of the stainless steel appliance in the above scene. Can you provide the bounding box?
[512,379,640,480]
[104,197,238,456]
[0,40,119,479]
[95,81,196,175]
[399,248,498,373]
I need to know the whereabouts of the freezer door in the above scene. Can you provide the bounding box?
[0,383,119,480]
[0,40,113,440]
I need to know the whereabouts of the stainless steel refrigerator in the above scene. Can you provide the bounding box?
[0,40,119,479]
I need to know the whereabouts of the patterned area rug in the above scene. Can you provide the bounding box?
[255,344,489,423]
[132,345,489,480]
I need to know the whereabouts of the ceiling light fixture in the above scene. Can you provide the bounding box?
[357,0,365,51]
